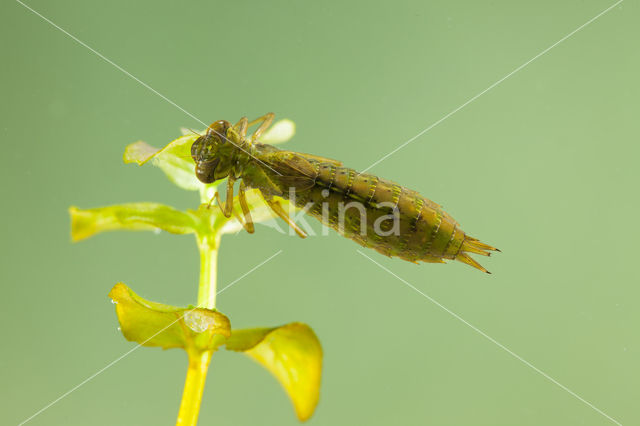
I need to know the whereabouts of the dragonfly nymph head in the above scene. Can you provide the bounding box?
[191,119,240,184]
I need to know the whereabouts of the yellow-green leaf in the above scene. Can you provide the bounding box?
[226,323,322,422]
[123,141,161,165]
[69,203,196,242]
[259,119,296,145]
[109,283,230,353]
[124,135,202,191]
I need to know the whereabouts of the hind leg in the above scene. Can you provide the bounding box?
[262,195,307,238]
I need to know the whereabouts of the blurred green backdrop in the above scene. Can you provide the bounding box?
[1,0,638,425]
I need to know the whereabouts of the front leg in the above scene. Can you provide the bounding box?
[223,175,237,217]
[213,176,236,218]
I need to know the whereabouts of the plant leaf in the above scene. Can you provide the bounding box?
[122,141,160,165]
[124,135,202,191]
[109,283,231,353]
[259,119,296,145]
[69,203,196,242]
[226,323,322,422]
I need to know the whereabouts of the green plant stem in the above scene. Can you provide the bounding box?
[176,350,213,426]
[176,232,221,426]
[196,233,221,310]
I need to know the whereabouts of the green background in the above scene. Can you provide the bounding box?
[1,0,638,425]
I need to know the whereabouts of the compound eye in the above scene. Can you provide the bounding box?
[191,134,220,162]
[191,137,203,161]
[207,120,231,143]
[195,157,220,184]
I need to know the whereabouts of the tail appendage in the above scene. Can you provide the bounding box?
[457,237,500,274]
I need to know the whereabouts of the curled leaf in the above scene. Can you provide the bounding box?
[69,203,196,242]
[109,283,230,353]
[226,323,322,422]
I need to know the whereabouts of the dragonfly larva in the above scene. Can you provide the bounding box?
[191,113,498,273]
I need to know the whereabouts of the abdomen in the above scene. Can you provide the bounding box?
[283,162,498,273]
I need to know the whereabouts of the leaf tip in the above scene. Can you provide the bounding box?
[123,141,160,165]
[108,282,128,302]
[228,322,322,421]
[68,206,92,242]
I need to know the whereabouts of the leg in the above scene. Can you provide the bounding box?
[248,112,275,143]
[224,176,236,217]
[213,176,236,218]
[233,117,249,138]
[211,191,248,230]
[265,197,307,238]
[208,191,227,217]
[233,181,255,234]
[236,181,255,233]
